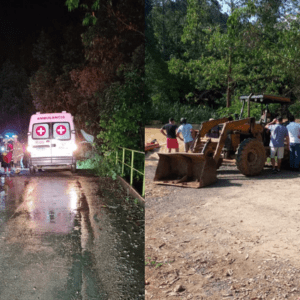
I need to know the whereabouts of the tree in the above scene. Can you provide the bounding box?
[0,60,35,133]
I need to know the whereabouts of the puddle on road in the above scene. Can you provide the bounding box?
[0,176,144,300]
[0,176,106,300]
[0,176,28,227]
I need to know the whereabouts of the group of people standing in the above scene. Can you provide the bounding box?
[160,117,222,153]
[0,135,25,176]
[161,115,300,173]
[266,115,300,173]
[160,118,194,153]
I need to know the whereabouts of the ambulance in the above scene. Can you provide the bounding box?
[27,111,77,173]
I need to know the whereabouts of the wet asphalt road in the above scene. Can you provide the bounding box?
[0,170,144,300]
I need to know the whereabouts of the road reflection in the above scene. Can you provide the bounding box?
[0,176,18,225]
[0,177,8,210]
[22,178,79,234]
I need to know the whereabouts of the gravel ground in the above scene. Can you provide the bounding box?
[145,127,300,300]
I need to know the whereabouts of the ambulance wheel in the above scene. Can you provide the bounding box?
[71,164,77,173]
[29,166,35,174]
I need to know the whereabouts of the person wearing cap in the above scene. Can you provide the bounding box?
[286,115,300,171]
[266,117,289,173]
[176,118,194,153]
[161,118,180,153]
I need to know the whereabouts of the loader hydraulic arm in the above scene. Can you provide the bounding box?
[193,117,230,153]
[213,118,255,163]
[198,117,230,138]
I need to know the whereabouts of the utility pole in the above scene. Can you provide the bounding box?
[226,0,236,108]
[162,0,166,59]
[226,51,232,107]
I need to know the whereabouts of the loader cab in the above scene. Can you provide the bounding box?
[239,94,292,146]
[239,94,291,121]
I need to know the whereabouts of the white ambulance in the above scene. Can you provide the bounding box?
[27,111,77,173]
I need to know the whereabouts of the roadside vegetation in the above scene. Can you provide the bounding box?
[146,0,300,124]
[0,0,145,189]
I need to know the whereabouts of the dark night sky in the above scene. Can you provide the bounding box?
[0,0,82,65]
[0,0,83,138]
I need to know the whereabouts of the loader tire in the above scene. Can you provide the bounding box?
[236,138,266,176]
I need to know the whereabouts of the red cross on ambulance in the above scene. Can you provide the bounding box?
[36,126,46,136]
[56,125,67,135]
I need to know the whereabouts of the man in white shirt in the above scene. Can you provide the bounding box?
[286,115,300,171]
[176,118,194,153]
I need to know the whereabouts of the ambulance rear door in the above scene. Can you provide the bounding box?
[31,123,52,158]
[51,122,73,157]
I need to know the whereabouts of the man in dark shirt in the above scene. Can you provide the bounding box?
[161,118,182,153]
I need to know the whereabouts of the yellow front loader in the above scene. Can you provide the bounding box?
[154,94,292,188]
[154,117,265,188]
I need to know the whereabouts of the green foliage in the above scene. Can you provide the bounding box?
[65,0,80,11]
[288,102,300,119]
[216,96,282,120]
[150,0,188,60]
[216,96,259,119]
[82,14,97,26]
[77,152,121,178]
[97,69,147,152]
[65,0,99,27]
[149,101,215,124]
[147,0,300,122]
[0,60,34,118]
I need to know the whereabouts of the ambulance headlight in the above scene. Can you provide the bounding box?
[71,144,78,151]
[1,147,4,152]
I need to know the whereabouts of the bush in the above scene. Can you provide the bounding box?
[97,69,147,152]
[216,96,282,120]
[148,101,216,124]
[77,148,144,184]
[288,102,300,118]
[77,152,121,180]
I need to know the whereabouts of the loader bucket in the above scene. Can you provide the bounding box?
[153,153,217,188]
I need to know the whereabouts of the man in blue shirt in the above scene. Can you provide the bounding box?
[266,117,289,173]
[176,118,194,153]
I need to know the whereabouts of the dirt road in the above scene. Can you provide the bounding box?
[0,171,144,300]
[145,127,300,300]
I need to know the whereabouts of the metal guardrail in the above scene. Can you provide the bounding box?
[116,147,145,198]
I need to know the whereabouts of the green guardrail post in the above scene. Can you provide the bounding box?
[116,150,118,165]
[130,150,134,186]
[116,146,145,198]
[142,160,145,197]
[122,148,125,176]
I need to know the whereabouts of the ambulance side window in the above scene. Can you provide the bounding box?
[53,123,71,140]
[32,123,50,139]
